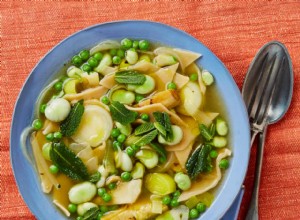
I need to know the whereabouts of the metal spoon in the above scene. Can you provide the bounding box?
[242,41,293,220]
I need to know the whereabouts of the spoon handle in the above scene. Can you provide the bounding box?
[245,127,268,220]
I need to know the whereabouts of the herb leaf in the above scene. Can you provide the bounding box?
[50,142,89,181]
[82,207,100,220]
[186,144,212,179]
[134,122,155,136]
[109,101,137,125]
[150,142,167,162]
[153,111,173,141]
[199,124,213,141]
[126,130,158,146]
[60,100,84,137]
[115,70,146,84]
[89,172,101,183]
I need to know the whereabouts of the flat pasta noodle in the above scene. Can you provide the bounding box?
[63,86,108,102]
[128,59,160,73]
[178,148,232,202]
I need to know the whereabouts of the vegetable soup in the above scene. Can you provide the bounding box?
[26,38,231,220]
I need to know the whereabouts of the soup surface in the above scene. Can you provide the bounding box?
[28,38,231,220]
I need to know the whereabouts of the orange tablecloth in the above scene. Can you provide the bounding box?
[1,1,299,219]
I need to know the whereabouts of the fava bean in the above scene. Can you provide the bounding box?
[111,89,135,105]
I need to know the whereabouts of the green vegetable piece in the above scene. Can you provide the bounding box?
[79,50,90,61]
[189,208,199,218]
[102,193,112,202]
[126,146,135,157]
[209,122,216,137]
[201,70,214,86]
[154,122,167,137]
[40,104,47,114]
[145,173,176,196]
[50,142,89,180]
[140,113,150,121]
[149,142,167,163]
[209,150,218,159]
[170,199,179,207]
[72,55,83,67]
[101,96,110,105]
[216,118,228,136]
[121,38,133,49]
[81,207,100,220]
[121,171,132,182]
[93,52,103,61]
[212,136,227,148]
[54,81,63,91]
[126,129,158,146]
[199,124,213,141]
[219,159,229,169]
[162,195,171,205]
[103,140,117,174]
[53,131,62,140]
[134,122,155,136]
[112,55,121,65]
[174,172,191,190]
[32,119,43,130]
[109,101,137,125]
[46,133,54,141]
[111,89,135,105]
[87,57,99,68]
[117,134,126,143]
[111,128,121,138]
[60,100,84,137]
[125,49,139,64]
[68,203,77,213]
[42,143,52,161]
[109,49,117,56]
[82,63,92,73]
[98,188,106,197]
[89,172,101,183]
[49,164,59,174]
[138,40,150,51]
[116,122,132,136]
[189,73,198,81]
[196,202,206,213]
[167,82,177,90]
[115,70,146,85]
[108,182,116,190]
[131,162,145,179]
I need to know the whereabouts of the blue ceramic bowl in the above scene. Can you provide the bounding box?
[10,20,250,220]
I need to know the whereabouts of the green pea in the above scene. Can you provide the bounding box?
[117,134,126,143]
[189,73,198,81]
[132,40,139,49]
[110,49,117,56]
[93,52,103,61]
[209,150,218,159]
[71,55,83,67]
[49,164,59,174]
[102,193,112,202]
[162,195,171,205]
[121,172,132,182]
[196,202,206,213]
[54,82,63,91]
[170,199,179,207]
[46,133,54,141]
[113,141,122,150]
[79,50,90,61]
[117,49,125,58]
[132,144,140,152]
[101,96,110,105]
[97,213,103,220]
[219,159,229,169]
[32,119,43,130]
[189,208,199,218]
[67,203,77,213]
[39,104,47,114]
[53,131,62,140]
[121,38,133,49]
[126,146,135,157]
[140,113,149,121]
[112,56,121,65]
[88,57,99,68]
[135,94,144,103]
[98,188,106,197]
[108,182,117,190]
[167,82,177,90]
[100,205,109,213]
[111,128,121,138]
[138,40,150,51]
[82,63,92,72]
[173,190,181,198]
[76,217,83,220]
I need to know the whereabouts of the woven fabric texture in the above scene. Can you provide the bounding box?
[1,1,300,220]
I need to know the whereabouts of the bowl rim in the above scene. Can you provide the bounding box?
[10,20,251,220]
